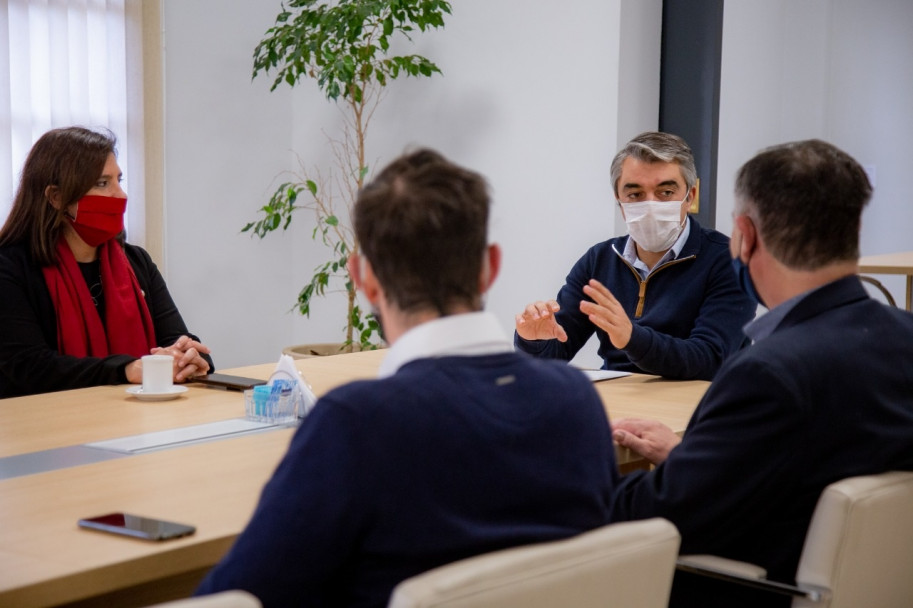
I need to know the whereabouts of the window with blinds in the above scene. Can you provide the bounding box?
[0,0,145,240]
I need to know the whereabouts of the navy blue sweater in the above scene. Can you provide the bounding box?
[196,352,618,608]
[516,218,755,380]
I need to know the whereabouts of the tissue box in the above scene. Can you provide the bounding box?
[244,382,297,424]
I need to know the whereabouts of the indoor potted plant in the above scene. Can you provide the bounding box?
[243,0,451,354]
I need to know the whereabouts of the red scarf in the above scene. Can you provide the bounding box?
[42,239,157,358]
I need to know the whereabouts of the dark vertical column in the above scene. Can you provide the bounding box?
[659,0,724,229]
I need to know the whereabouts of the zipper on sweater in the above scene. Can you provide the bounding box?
[616,254,696,318]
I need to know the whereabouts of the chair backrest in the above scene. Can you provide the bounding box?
[794,471,913,608]
[858,275,898,307]
[388,518,680,608]
[143,590,261,608]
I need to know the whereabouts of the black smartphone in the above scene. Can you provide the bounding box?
[78,513,196,541]
[189,373,267,391]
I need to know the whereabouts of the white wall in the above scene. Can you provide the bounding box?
[159,0,913,370]
[161,0,661,369]
[717,0,913,302]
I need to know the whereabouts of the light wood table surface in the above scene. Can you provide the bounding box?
[0,349,706,607]
[858,251,913,311]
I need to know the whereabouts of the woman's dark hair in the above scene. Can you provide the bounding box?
[0,126,116,266]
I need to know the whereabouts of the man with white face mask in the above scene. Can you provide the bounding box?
[515,131,754,380]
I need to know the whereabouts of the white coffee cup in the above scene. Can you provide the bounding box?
[141,354,174,393]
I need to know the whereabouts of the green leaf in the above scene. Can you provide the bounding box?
[251,0,450,344]
[252,0,449,96]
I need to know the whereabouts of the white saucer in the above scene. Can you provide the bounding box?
[126,385,189,401]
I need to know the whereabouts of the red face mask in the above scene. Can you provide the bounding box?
[67,195,127,247]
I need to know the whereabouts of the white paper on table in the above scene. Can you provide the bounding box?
[580,369,631,383]
[86,419,282,454]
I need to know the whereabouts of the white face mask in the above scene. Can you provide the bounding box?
[620,198,687,253]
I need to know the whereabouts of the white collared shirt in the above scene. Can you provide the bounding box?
[378,311,515,378]
[622,217,692,279]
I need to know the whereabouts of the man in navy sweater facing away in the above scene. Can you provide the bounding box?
[195,149,619,607]
[515,132,755,380]
[611,139,913,607]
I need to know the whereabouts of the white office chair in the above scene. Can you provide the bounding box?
[677,470,913,607]
[387,518,680,608]
[143,590,261,608]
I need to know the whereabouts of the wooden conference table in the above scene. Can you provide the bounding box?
[859,251,913,311]
[0,349,708,608]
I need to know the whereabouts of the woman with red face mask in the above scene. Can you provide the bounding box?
[0,126,213,398]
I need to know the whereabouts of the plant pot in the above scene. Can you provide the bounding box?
[282,343,368,359]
